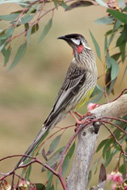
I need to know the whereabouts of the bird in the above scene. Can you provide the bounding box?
[15,33,98,169]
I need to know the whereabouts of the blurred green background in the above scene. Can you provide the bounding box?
[0,3,126,188]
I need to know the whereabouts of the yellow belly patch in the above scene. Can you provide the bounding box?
[75,88,94,109]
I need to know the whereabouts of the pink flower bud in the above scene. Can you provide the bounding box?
[107,172,123,183]
[87,103,99,111]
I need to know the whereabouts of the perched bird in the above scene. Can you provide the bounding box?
[15,33,98,169]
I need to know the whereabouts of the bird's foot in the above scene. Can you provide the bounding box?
[70,111,95,132]
[74,111,93,120]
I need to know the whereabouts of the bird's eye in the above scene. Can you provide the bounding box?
[71,38,80,45]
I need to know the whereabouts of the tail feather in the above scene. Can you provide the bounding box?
[15,112,65,170]
[15,126,48,170]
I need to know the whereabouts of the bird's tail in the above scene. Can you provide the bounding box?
[14,125,49,170]
[15,112,65,170]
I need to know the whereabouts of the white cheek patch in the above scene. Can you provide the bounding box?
[71,38,80,45]
[82,41,91,50]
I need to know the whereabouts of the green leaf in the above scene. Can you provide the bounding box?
[1,47,11,66]
[25,164,32,180]
[8,42,27,71]
[25,4,38,16]
[96,139,107,152]
[67,142,75,158]
[89,31,101,60]
[62,155,69,176]
[46,173,54,190]
[0,26,14,40]
[111,52,121,61]
[104,152,114,166]
[27,28,32,44]
[104,35,108,55]
[39,18,52,42]
[90,85,102,97]
[119,42,126,62]
[106,53,112,69]
[102,138,113,159]
[113,20,121,31]
[0,0,29,6]
[116,26,127,46]
[21,15,33,24]
[0,43,5,51]
[31,23,39,34]
[95,0,108,7]
[108,32,115,47]
[107,9,127,24]
[47,135,62,155]
[46,147,65,166]
[60,2,68,9]
[53,0,58,9]
[106,77,117,95]
[113,141,121,151]
[91,90,103,103]
[35,183,46,190]
[0,13,19,21]
[110,58,119,80]
[95,16,113,25]
[119,164,126,176]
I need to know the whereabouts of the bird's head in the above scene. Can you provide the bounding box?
[58,33,91,55]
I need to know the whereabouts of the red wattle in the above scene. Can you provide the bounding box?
[77,45,83,53]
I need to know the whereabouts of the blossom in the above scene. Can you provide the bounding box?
[87,103,99,111]
[107,172,123,183]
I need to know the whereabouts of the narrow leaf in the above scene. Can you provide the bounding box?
[8,43,27,71]
[67,142,75,158]
[31,23,39,34]
[39,18,52,42]
[89,31,101,60]
[1,47,11,66]
[96,139,107,152]
[27,27,32,44]
[95,16,113,25]
[0,13,19,21]
[106,53,112,69]
[119,42,126,62]
[60,2,68,9]
[62,155,69,176]
[110,58,119,80]
[46,147,65,166]
[107,9,127,24]
[0,26,14,40]
[21,15,33,24]
[47,135,62,155]
[35,183,46,190]
[111,52,121,61]
[95,0,108,7]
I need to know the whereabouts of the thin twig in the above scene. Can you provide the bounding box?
[99,119,127,135]
[101,122,127,156]
[101,116,127,123]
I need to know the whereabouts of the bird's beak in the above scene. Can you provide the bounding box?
[57,36,71,42]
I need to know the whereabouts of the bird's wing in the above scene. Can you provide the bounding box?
[44,64,86,126]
